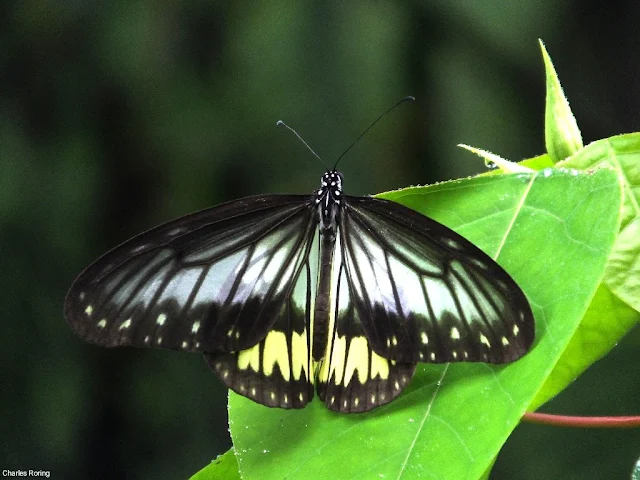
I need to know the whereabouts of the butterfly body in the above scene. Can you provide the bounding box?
[66,170,534,413]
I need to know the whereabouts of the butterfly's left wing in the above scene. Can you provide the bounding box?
[339,196,535,365]
[66,194,322,409]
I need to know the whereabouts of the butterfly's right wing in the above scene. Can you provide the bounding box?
[340,196,535,365]
[65,194,318,356]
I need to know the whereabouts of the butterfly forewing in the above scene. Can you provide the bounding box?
[65,195,317,353]
[340,196,534,365]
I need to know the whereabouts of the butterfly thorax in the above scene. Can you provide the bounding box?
[315,170,343,237]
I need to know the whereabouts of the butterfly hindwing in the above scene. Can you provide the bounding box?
[65,195,317,353]
[340,196,534,365]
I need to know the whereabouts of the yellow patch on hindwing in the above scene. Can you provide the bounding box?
[235,330,310,383]
[343,337,369,386]
[320,334,391,387]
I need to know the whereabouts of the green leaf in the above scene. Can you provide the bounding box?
[540,39,583,162]
[227,169,621,480]
[606,218,640,310]
[632,456,640,480]
[559,133,640,313]
[520,153,555,171]
[190,449,241,480]
[529,133,640,404]
[531,284,639,407]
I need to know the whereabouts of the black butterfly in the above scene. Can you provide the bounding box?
[65,168,535,413]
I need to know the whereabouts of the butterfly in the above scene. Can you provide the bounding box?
[65,167,535,413]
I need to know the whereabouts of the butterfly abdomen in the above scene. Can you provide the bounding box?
[312,228,338,361]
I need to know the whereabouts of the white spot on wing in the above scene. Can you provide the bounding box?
[84,305,93,316]
[191,321,200,334]
[442,237,460,249]
[97,319,107,328]
[157,313,166,326]
[119,318,131,330]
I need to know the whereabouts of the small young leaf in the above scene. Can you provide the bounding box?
[458,143,534,173]
[540,39,583,162]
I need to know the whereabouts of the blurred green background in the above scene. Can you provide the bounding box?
[1,1,639,479]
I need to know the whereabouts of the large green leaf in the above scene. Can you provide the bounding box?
[220,169,620,480]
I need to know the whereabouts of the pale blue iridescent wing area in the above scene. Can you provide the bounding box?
[340,196,534,365]
[65,195,317,354]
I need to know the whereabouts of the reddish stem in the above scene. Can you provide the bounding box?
[523,412,640,428]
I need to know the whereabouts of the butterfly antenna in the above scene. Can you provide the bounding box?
[333,95,415,170]
[277,120,331,170]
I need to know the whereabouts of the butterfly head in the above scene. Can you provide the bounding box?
[316,170,343,232]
